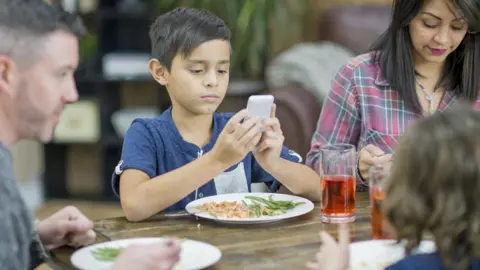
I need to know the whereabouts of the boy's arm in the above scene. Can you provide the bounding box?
[115,121,229,222]
[266,159,321,201]
[252,105,321,201]
[120,153,229,222]
[253,146,321,202]
[116,110,262,222]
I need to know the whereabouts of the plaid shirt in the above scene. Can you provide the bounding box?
[306,52,480,183]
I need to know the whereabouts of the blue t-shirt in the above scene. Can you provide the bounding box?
[111,107,303,212]
[386,253,480,270]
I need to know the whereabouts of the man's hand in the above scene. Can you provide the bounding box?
[111,239,181,270]
[36,206,96,250]
[253,104,284,170]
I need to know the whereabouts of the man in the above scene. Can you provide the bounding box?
[0,1,180,269]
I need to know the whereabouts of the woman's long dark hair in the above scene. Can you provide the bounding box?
[371,0,480,115]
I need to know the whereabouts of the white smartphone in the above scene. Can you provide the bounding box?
[246,95,274,119]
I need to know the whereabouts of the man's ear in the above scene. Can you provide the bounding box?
[0,56,16,95]
[148,58,169,86]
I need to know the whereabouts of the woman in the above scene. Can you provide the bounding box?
[305,0,480,183]
[306,104,480,270]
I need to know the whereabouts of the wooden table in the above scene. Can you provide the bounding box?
[50,191,373,270]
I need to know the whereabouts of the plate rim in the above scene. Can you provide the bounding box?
[184,192,315,223]
[70,237,222,270]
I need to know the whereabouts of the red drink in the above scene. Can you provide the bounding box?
[321,175,356,217]
[370,186,394,239]
[319,143,356,223]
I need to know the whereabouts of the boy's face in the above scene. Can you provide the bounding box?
[150,39,230,115]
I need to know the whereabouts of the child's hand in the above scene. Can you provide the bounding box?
[306,223,350,270]
[253,104,284,170]
[210,109,262,166]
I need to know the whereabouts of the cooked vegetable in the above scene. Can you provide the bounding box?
[91,239,187,262]
[91,247,123,262]
[197,195,305,218]
[243,195,305,217]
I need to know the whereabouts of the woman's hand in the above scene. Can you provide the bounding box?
[358,144,392,181]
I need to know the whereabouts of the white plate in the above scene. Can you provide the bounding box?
[185,192,314,224]
[349,239,436,270]
[71,237,222,270]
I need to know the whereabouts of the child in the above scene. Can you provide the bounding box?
[307,104,480,270]
[111,7,321,222]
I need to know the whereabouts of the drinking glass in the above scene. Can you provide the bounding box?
[369,164,395,239]
[319,144,356,223]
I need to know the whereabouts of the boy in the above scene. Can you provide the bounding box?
[112,7,321,222]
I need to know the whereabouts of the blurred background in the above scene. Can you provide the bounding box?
[15,0,393,247]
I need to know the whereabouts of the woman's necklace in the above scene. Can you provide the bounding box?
[416,79,436,115]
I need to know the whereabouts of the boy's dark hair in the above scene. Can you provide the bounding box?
[149,7,231,71]
[0,0,86,67]
[384,103,480,270]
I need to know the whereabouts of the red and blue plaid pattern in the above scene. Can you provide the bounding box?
[306,52,480,176]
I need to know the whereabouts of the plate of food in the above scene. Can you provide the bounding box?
[185,192,314,224]
[70,237,222,270]
[349,239,436,270]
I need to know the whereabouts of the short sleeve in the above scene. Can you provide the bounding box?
[251,146,303,192]
[111,120,159,197]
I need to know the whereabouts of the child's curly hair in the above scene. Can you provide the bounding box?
[383,104,480,270]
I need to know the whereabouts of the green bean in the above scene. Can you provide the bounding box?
[244,195,305,213]
[250,204,261,217]
[245,196,278,209]
[268,195,303,208]
[91,247,122,262]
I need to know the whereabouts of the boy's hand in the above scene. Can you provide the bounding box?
[210,109,262,167]
[306,223,350,270]
[253,104,284,170]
